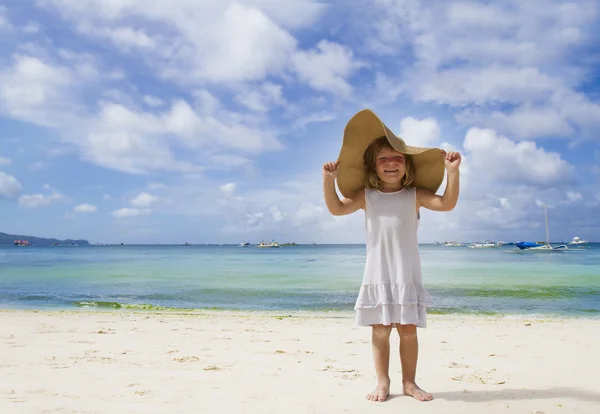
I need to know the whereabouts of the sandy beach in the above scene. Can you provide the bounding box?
[1,310,599,414]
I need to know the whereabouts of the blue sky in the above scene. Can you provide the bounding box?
[1,0,599,244]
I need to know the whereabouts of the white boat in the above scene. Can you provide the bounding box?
[240,242,250,247]
[256,241,279,248]
[468,241,498,248]
[444,240,462,247]
[518,204,568,252]
[569,236,587,245]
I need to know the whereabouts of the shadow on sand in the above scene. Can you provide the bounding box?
[433,387,600,403]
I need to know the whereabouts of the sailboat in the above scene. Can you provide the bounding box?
[516,204,568,252]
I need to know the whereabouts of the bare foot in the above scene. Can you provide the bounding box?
[366,379,390,402]
[403,381,433,401]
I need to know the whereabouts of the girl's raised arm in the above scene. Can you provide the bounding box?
[417,151,461,212]
[323,161,365,216]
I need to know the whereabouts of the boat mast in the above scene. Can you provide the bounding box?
[544,203,550,246]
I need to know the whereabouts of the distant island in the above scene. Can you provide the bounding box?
[0,232,90,246]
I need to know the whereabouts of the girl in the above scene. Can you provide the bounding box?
[322,110,461,403]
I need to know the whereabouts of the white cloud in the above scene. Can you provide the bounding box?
[37,0,358,93]
[0,156,11,165]
[23,22,40,34]
[566,191,583,204]
[292,111,336,129]
[456,105,575,139]
[0,55,85,127]
[365,0,600,140]
[0,48,285,175]
[234,82,285,112]
[209,154,252,171]
[292,40,361,96]
[131,192,159,207]
[0,6,13,30]
[399,117,440,147]
[76,22,156,50]
[45,1,301,84]
[220,183,236,194]
[0,171,21,198]
[111,207,150,218]
[143,95,164,107]
[19,192,65,208]
[414,67,560,106]
[463,128,573,186]
[193,3,297,83]
[147,182,167,190]
[73,203,97,213]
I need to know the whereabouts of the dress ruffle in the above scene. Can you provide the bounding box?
[354,283,432,308]
[355,303,428,328]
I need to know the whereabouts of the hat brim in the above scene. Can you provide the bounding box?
[336,109,445,199]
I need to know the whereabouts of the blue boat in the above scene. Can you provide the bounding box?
[516,204,568,252]
[516,241,539,250]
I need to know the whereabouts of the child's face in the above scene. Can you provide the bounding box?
[375,147,407,185]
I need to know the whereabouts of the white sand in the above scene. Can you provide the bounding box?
[1,310,599,414]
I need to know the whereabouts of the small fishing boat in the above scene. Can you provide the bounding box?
[516,204,568,252]
[468,241,498,248]
[256,241,279,248]
[14,239,31,246]
[444,240,463,247]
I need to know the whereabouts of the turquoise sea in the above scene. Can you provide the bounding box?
[1,244,599,318]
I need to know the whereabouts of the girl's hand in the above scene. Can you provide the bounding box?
[322,161,341,179]
[441,150,461,172]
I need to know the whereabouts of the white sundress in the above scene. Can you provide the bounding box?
[355,188,432,328]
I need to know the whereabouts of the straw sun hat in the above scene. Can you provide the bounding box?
[335,109,446,199]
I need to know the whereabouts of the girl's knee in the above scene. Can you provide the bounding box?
[372,324,393,337]
[396,323,417,337]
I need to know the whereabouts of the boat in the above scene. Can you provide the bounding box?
[516,204,568,252]
[240,242,250,247]
[569,236,588,245]
[468,241,498,248]
[444,240,462,247]
[256,241,279,248]
[14,239,31,246]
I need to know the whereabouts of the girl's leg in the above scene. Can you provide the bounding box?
[367,324,392,402]
[396,324,433,401]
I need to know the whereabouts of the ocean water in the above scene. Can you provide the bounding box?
[0,244,599,318]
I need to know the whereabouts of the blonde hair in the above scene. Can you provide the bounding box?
[363,136,415,190]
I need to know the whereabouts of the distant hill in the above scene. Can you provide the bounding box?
[0,232,90,246]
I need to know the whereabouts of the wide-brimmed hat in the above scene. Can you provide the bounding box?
[336,109,445,198]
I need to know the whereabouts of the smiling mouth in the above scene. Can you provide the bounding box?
[384,169,399,173]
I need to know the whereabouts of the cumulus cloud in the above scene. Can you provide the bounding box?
[463,128,573,186]
[0,171,21,198]
[220,183,236,194]
[131,192,159,207]
[0,54,97,127]
[111,207,150,218]
[73,203,97,213]
[19,191,66,208]
[364,0,600,139]
[399,117,440,147]
[40,1,321,85]
[291,111,336,129]
[292,40,361,96]
[143,95,164,107]
[234,82,285,112]
[0,54,283,174]
[0,6,13,30]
